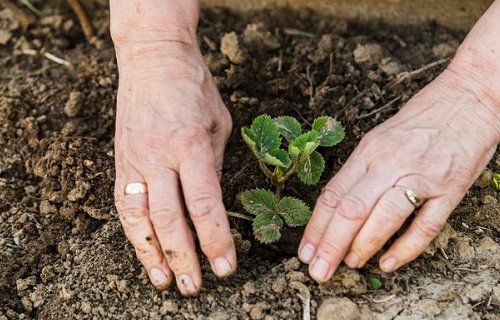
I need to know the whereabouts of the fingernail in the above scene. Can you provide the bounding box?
[345,252,361,268]
[178,274,197,295]
[299,243,316,263]
[213,257,232,277]
[310,258,330,281]
[381,256,398,272]
[150,268,168,286]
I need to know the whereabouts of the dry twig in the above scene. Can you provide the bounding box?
[0,0,36,26]
[389,58,450,88]
[66,0,94,41]
[357,95,402,119]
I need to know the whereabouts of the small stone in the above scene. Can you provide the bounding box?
[287,271,306,282]
[249,303,268,320]
[243,23,280,51]
[242,281,257,296]
[84,160,94,168]
[221,32,247,64]
[353,43,383,66]
[474,168,493,189]
[116,280,129,293]
[380,60,402,76]
[0,29,12,45]
[283,257,301,271]
[208,311,230,320]
[272,277,286,293]
[160,300,178,314]
[81,301,92,314]
[317,298,361,320]
[16,276,37,292]
[425,223,456,256]
[432,40,459,59]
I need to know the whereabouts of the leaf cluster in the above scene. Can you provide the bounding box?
[242,114,344,185]
[240,189,311,243]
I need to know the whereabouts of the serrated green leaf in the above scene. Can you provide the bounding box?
[289,131,320,160]
[297,151,325,185]
[241,127,257,151]
[312,116,345,147]
[254,223,282,244]
[240,189,278,215]
[277,197,311,227]
[368,277,383,290]
[253,212,284,244]
[261,149,291,168]
[275,116,302,142]
[251,115,281,154]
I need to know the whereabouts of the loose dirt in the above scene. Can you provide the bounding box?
[1,2,499,320]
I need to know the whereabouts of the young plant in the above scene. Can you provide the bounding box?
[240,114,345,243]
[493,173,500,191]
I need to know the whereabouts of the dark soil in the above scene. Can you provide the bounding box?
[1,1,500,320]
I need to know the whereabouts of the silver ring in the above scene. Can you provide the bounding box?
[403,188,424,209]
[124,182,148,195]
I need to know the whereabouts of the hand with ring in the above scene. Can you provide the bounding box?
[299,50,500,281]
[110,1,235,295]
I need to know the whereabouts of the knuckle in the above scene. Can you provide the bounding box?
[187,194,219,219]
[337,194,368,222]
[149,208,183,232]
[121,200,148,225]
[318,186,343,210]
[319,239,343,258]
[414,218,444,238]
[380,197,409,219]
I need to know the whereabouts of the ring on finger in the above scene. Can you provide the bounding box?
[124,182,148,195]
[395,186,424,209]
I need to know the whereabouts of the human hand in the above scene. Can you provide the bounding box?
[112,37,236,295]
[298,64,500,282]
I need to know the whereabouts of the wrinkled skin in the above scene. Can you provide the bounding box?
[113,42,236,296]
[110,0,500,294]
[298,66,500,281]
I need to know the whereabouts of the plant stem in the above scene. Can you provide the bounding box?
[227,211,253,221]
[258,159,277,184]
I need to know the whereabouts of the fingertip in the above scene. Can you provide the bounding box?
[379,255,399,273]
[298,243,316,264]
[149,267,173,291]
[344,252,361,269]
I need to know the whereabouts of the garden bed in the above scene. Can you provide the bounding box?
[1,2,500,319]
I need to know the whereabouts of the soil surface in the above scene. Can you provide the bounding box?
[1,2,500,320]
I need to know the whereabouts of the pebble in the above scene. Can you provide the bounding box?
[64,91,82,117]
[221,32,247,64]
[160,301,178,314]
[317,298,361,320]
[0,29,12,45]
[353,43,383,66]
[474,168,493,189]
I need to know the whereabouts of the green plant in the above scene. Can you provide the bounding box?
[493,173,500,191]
[240,114,345,243]
[367,277,383,290]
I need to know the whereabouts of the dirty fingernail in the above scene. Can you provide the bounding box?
[150,268,168,286]
[299,243,316,263]
[213,257,232,277]
[178,274,197,295]
[344,252,361,268]
[310,258,330,281]
[381,256,398,272]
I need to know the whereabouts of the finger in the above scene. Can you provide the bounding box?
[345,187,415,268]
[298,158,366,264]
[116,165,173,290]
[211,116,232,180]
[145,168,202,297]
[379,198,453,272]
[179,136,236,279]
[309,169,394,282]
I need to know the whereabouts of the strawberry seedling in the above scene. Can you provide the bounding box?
[240,114,344,243]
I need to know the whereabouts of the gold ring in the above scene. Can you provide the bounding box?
[403,189,424,209]
[124,182,148,195]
